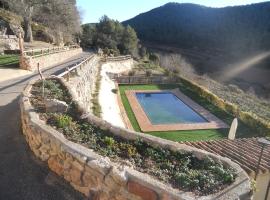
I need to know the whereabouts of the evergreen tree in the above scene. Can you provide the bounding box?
[81,16,138,56]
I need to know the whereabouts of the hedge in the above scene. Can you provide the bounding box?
[176,76,270,136]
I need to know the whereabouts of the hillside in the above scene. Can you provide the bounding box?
[123,2,270,99]
[123,2,270,53]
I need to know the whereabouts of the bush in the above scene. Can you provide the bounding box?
[178,75,270,136]
[173,68,180,74]
[128,70,135,76]
[119,143,137,158]
[104,136,115,147]
[111,88,118,94]
[44,80,64,100]
[146,70,152,77]
[55,114,73,128]
[149,53,159,64]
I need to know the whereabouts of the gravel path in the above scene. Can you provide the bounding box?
[0,52,91,200]
[99,60,133,128]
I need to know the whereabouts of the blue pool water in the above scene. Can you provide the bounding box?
[135,92,207,125]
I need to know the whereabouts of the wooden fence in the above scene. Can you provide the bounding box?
[101,55,132,62]
[113,74,177,84]
[23,45,80,58]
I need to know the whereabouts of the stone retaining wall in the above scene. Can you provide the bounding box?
[20,48,83,71]
[63,55,101,113]
[20,75,251,199]
[0,34,18,53]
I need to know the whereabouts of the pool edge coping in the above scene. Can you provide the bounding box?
[125,89,229,132]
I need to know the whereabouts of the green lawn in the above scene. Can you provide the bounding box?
[0,55,19,68]
[119,84,257,142]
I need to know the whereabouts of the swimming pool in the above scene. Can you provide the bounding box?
[135,92,207,125]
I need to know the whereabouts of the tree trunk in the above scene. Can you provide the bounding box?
[24,16,33,42]
[24,6,33,43]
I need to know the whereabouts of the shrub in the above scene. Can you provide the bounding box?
[119,143,137,158]
[164,69,173,77]
[149,53,159,64]
[111,88,118,94]
[178,75,270,136]
[128,70,135,76]
[146,70,152,77]
[44,80,64,100]
[173,68,180,74]
[55,114,73,128]
[104,136,115,147]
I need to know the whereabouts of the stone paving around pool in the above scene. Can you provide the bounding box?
[125,89,229,132]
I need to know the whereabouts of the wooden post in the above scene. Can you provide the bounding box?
[255,145,265,180]
[18,32,24,55]
[18,32,25,69]
[66,67,70,81]
[37,63,45,98]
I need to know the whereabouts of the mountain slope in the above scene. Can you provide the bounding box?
[123,2,270,52]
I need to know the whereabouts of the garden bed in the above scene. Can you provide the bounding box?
[29,79,239,196]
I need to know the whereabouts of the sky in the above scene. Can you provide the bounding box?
[76,0,268,24]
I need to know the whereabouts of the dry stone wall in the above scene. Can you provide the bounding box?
[0,35,18,53]
[64,55,101,113]
[20,57,252,200]
[20,48,82,71]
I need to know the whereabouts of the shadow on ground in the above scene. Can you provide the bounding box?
[0,83,85,199]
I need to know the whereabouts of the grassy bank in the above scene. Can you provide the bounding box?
[119,84,257,142]
[0,55,19,68]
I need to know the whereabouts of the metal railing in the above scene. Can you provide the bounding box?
[57,55,95,81]
[23,45,80,58]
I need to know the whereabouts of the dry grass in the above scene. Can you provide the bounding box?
[158,52,270,124]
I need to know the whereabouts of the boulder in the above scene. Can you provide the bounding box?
[3,38,18,50]
[0,19,24,38]
[44,99,68,113]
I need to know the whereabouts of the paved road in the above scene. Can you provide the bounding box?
[0,52,91,200]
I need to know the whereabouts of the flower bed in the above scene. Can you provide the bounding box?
[21,78,251,199]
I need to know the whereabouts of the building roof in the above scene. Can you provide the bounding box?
[183,138,270,177]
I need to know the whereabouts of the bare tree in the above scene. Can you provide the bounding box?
[5,0,81,44]
[34,0,81,45]
[4,0,47,42]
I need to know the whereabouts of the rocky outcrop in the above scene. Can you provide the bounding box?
[0,9,24,37]
[0,9,23,52]
[0,35,19,53]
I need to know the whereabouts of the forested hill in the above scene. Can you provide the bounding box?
[123,2,270,53]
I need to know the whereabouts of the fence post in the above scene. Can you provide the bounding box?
[18,32,24,55]
[66,67,70,81]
